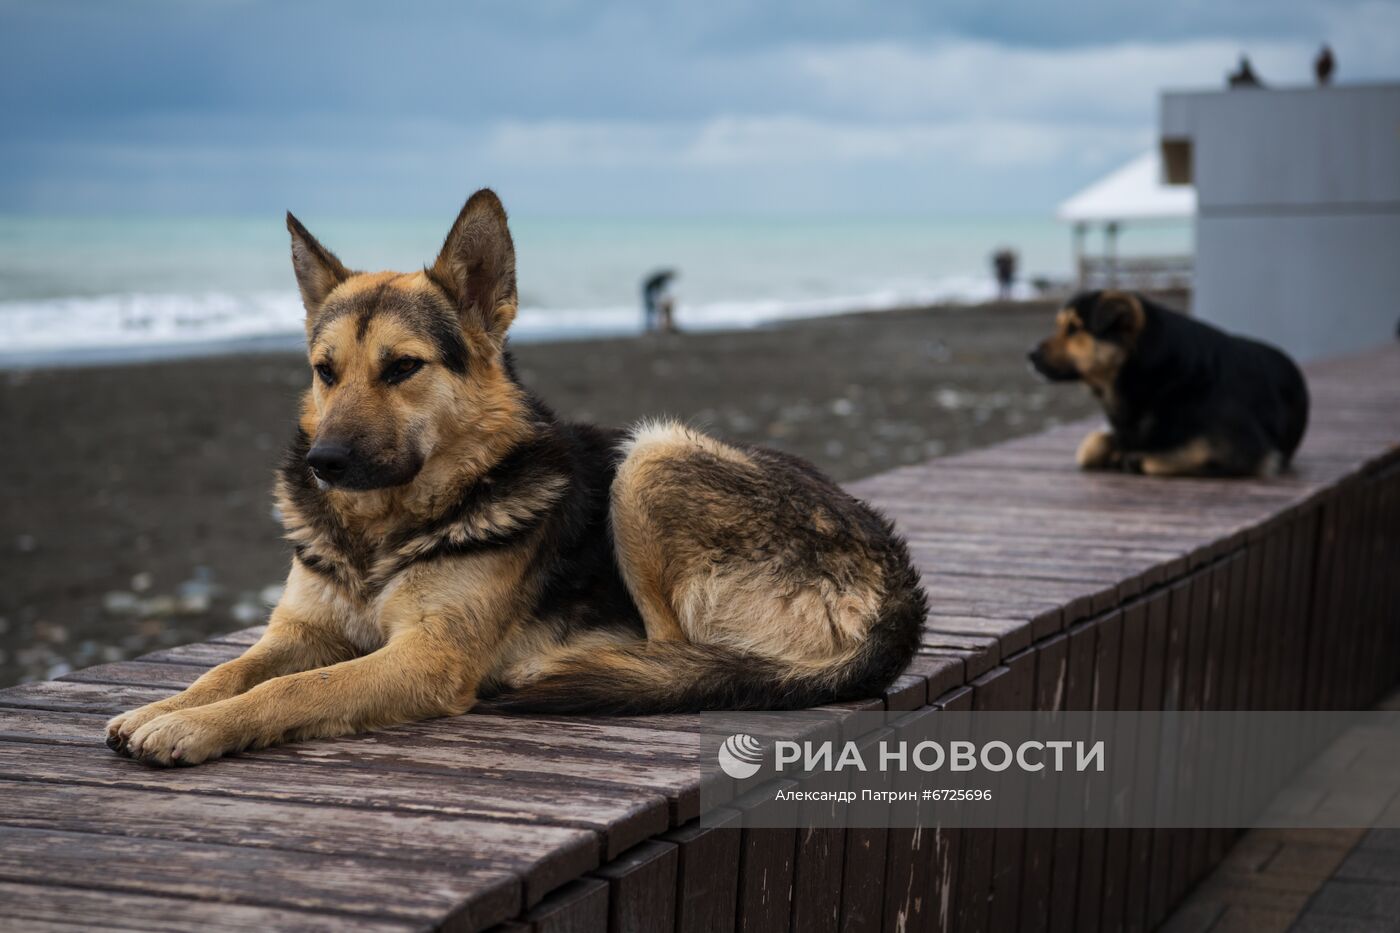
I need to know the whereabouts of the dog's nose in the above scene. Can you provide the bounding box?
[307,443,352,480]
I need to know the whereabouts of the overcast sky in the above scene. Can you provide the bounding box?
[2,0,1397,217]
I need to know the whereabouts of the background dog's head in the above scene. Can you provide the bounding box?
[286,189,529,491]
[1028,290,1147,390]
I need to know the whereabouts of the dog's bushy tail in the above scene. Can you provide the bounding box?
[488,559,925,715]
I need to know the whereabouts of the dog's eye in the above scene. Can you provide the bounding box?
[1065,322,1081,336]
[385,357,424,384]
[314,363,336,386]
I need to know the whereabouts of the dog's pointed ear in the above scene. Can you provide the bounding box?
[286,212,351,317]
[1088,290,1146,340]
[429,189,517,347]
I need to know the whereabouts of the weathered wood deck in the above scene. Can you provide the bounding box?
[1,345,1397,932]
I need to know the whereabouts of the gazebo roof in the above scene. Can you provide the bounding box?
[1057,150,1195,224]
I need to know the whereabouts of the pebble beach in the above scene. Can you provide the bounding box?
[0,300,1099,685]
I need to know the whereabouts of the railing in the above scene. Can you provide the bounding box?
[1078,255,1194,292]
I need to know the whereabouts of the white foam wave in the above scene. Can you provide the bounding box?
[0,276,1034,367]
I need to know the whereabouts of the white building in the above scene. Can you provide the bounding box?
[1057,150,1195,293]
[1159,82,1400,361]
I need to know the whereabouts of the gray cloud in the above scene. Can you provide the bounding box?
[1,0,1395,215]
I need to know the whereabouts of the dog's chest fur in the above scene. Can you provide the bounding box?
[276,428,571,604]
[273,420,644,649]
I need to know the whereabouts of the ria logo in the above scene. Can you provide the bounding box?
[718,733,765,779]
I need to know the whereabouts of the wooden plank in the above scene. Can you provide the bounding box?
[1017,633,1068,933]
[0,728,667,862]
[733,784,796,933]
[1047,619,1097,933]
[881,707,942,933]
[135,642,246,666]
[1073,611,1121,933]
[1167,567,1211,905]
[499,878,610,933]
[0,826,519,931]
[60,661,203,690]
[835,727,892,933]
[927,686,974,933]
[987,649,1035,933]
[1099,598,1148,933]
[0,679,176,714]
[1197,559,1232,877]
[1124,588,1169,933]
[1208,552,1247,871]
[952,664,1008,933]
[0,880,417,932]
[208,625,267,646]
[883,673,929,712]
[0,777,594,908]
[590,840,678,933]
[791,786,846,933]
[918,632,1001,668]
[922,612,1035,656]
[917,647,995,683]
[662,811,741,933]
[1144,577,1192,931]
[0,681,719,828]
[902,654,964,704]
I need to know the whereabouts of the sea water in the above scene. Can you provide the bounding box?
[0,215,1190,366]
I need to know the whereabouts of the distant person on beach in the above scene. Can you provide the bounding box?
[1315,44,1335,85]
[1228,55,1263,88]
[642,269,678,334]
[992,249,1018,301]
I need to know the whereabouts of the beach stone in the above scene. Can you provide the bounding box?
[934,388,966,409]
[141,595,179,617]
[177,592,211,614]
[102,591,140,615]
[231,601,261,624]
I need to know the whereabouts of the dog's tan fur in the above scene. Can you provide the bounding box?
[1038,295,1145,400]
[105,190,924,765]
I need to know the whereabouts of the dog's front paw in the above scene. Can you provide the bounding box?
[106,702,178,757]
[126,710,230,767]
[1076,430,1120,470]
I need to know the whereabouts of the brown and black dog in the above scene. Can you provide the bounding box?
[105,190,926,766]
[1029,290,1308,476]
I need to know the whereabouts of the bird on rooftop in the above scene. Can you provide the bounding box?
[1228,55,1263,88]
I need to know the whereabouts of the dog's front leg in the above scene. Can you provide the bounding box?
[123,623,480,766]
[106,568,356,754]
[123,554,524,766]
[1076,429,1122,470]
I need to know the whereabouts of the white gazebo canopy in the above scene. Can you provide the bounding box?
[1057,150,1195,224]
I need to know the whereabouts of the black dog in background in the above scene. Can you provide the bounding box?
[1029,290,1308,477]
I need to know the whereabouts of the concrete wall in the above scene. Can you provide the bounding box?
[1161,83,1400,361]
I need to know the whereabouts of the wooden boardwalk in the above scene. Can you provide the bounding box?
[1,345,1397,932]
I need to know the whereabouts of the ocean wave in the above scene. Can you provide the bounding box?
[0,276,1034,366]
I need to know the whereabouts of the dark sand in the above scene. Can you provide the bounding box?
[0,302,1097,685]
